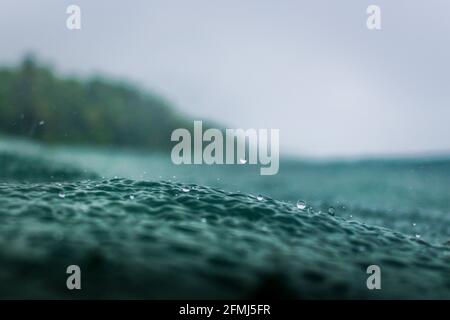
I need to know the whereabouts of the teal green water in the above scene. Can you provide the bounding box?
[1,137,450,298]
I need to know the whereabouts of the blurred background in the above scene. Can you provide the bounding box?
[1,0,449,158]
[0,0,450,244]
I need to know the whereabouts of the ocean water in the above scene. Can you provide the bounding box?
[1,136,450,299]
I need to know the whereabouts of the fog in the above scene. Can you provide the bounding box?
[1,0,449,157]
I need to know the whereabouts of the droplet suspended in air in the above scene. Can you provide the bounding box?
[58,192,66,198]
[129,195,135,200]
[181,187,190,193]
[328,206,335,216]
[256,195,264,201]
[296,200,306,210]
[39,120,45,126]
[415,234,421,239]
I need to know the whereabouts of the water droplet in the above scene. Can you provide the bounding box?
[296,200,306,210]
[256,195,264,201]
[412,223,417,227]
[181,187,190,193]
[239,159,247,164]
[201,218,207,223]
[328,206,335,216]
[129,195,135,200]
[58,192,66,198]
[39,120,45,126]
[415,234,421,239]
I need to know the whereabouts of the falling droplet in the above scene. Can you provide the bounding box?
[296,200,306,210]
[181,187,190,193]
[412,223,417,227]
[239,159,247,164]
[39,120,45,126]
[58,192,66,198]
[129,195,135,200]
[415,234,421,239]
[256,195,264,201]
[328,206,335,216]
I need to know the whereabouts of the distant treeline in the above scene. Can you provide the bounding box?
[0,56,193,150]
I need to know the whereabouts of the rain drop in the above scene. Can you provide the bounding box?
[328,206,335,216]
[129,195,135,200]
[181,187,190,193]
[256,195,264,201]
[39,121,45,126]
[58,192,66,198]
[296,200,306,210]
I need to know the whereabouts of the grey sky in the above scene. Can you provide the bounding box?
[1,0,449,157]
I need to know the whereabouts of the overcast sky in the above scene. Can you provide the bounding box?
[1,0,449,157]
